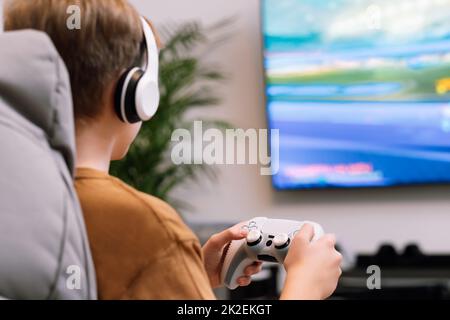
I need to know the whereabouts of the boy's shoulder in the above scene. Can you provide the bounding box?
[74,168,196,243]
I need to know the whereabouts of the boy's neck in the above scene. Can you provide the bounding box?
[75,122,115,173]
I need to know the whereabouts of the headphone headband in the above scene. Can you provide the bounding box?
[140,17,158,83]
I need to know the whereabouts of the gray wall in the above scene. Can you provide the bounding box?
[132,0,450,253]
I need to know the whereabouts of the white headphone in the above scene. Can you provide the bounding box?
[114,17,160,123]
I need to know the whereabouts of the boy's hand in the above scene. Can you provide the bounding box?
[202,223,263,288]
[281,224,342,300]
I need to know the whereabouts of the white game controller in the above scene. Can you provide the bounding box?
[220,217,324,290]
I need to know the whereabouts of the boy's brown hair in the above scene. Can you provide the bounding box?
[4,0,144,120]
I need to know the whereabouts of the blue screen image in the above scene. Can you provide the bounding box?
[263,0,450,190]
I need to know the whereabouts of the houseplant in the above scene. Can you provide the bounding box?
[110,21,231,208]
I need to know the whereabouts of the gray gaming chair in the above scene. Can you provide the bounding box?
[0,30,97,299]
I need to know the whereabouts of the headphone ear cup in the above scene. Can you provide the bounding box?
[114,68,145,123]
[135,78,160,121]
[114,68,133,122]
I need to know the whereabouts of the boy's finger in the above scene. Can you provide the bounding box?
[209,222,248,249]
[294,223,315,244]
[321,234,336,247]
[244,262,263,276]
[237,276,252,287]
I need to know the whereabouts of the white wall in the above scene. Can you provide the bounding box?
[131,0,450,253]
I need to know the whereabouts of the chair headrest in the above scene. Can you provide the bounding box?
[0,29,76,171]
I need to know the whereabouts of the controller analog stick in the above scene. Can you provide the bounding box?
[274,233,290,249]
[246,229,262,246]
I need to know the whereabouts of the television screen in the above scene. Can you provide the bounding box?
[262,0,450,190]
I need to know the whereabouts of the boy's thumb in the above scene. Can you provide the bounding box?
[209,223,248,249]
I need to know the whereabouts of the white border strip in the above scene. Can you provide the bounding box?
[0,0,4,33]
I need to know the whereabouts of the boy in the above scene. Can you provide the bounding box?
[4,0,342,299]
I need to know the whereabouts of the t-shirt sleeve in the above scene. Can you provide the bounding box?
[120,239,216,300]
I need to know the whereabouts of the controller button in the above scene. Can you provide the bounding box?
[266,240,273,247]
[274,233,290,249]
[246,229,262,246]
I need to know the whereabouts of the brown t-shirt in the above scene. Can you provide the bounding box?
[75,168,215,300]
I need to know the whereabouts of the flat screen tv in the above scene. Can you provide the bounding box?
[262,0,450,190]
